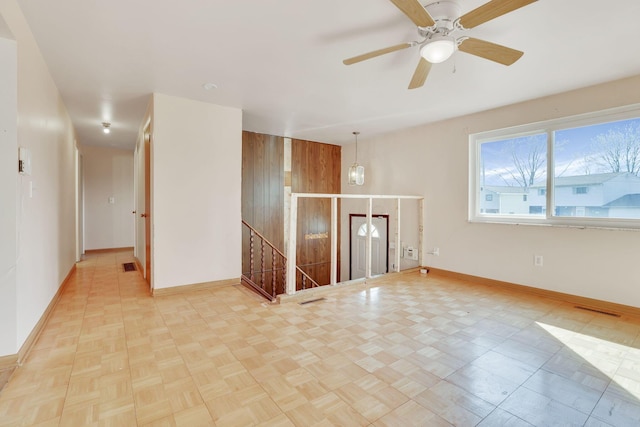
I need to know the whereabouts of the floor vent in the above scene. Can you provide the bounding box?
[299,297,325,305]
[123,262,136,272]
[574,305,621,317]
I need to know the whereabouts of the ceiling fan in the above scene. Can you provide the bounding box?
[343,0,537,89]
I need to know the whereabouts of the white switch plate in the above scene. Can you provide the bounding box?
[18,147,32,175]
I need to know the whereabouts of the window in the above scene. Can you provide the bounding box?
[476,133,546,217]
[470,106,640,228]
[553,117,640,221]
[573,187,588,194]
[357,223,379,238]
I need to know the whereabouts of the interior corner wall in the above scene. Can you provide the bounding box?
[152,93,242,289]
[349,74,640,309]
[81,145,134,250]
[0,0,77,355]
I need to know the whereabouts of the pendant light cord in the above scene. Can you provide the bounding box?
[353,131,360,162]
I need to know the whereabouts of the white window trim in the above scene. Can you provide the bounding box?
[469,104,640,231]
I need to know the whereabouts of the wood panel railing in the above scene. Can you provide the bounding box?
[241,220,319,301]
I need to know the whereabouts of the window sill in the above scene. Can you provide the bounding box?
[469,217,640,232]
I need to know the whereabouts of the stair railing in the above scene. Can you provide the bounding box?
[241,220,319,301]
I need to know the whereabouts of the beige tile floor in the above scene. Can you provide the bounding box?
[1,249,640,426]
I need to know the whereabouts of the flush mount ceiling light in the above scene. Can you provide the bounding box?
[202,82,218,90]
[102,122,111,134]
[420,35,456,63]
[348,131,365,186]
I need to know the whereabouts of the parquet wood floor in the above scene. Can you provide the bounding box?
[1,249,639,426]
[0,369,14,395]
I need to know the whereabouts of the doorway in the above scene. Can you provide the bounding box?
[349,214,389,280]
[76,149,84,260]
[143,127,151,288]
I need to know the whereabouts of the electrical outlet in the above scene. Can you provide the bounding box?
[433,247,439,256]
[534,255,543,267]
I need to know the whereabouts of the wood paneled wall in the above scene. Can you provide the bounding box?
[242,132,341,292]
[242,132,285,295]
[242,131,285,248]
[292,139,341,286]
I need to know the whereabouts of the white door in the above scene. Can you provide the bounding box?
[350,215,388,280]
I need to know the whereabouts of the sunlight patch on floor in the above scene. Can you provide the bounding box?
[537,321,640,400]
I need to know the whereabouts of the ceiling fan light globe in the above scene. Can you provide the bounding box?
[420,38,455,64]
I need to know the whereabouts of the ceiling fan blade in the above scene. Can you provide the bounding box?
[408,58,432,89]
[458,37,523,66]
[388,0,435,27]
[458,0,537,29]
[343,43,413,65]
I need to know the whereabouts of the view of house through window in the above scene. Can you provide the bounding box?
[474,112,640,226]
[552,118,640,219]
[479,133,547,215]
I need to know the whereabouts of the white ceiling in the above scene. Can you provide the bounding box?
[15,0,640,149]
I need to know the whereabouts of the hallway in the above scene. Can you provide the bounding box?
[1,250,640,426]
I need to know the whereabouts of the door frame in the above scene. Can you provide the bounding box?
[143,125,152,289]
[349,214,389,280]
[76,148,84,261]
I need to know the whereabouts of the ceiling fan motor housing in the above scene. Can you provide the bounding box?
[419,1,461,36]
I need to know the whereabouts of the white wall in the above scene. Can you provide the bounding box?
[152,94,242,289]
[0,1,77,356]
[0,35,18,356]
[343,75,640,309]
[82,145,134,250]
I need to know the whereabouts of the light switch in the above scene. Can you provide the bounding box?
[18,147,32,175]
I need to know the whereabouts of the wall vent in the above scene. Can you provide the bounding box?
[123,262,136,272]
[574,305,621,317]
[299,297,325,305]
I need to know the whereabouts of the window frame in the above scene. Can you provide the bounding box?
[469,104,640,230]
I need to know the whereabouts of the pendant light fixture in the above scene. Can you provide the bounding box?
[348,131,364,186]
